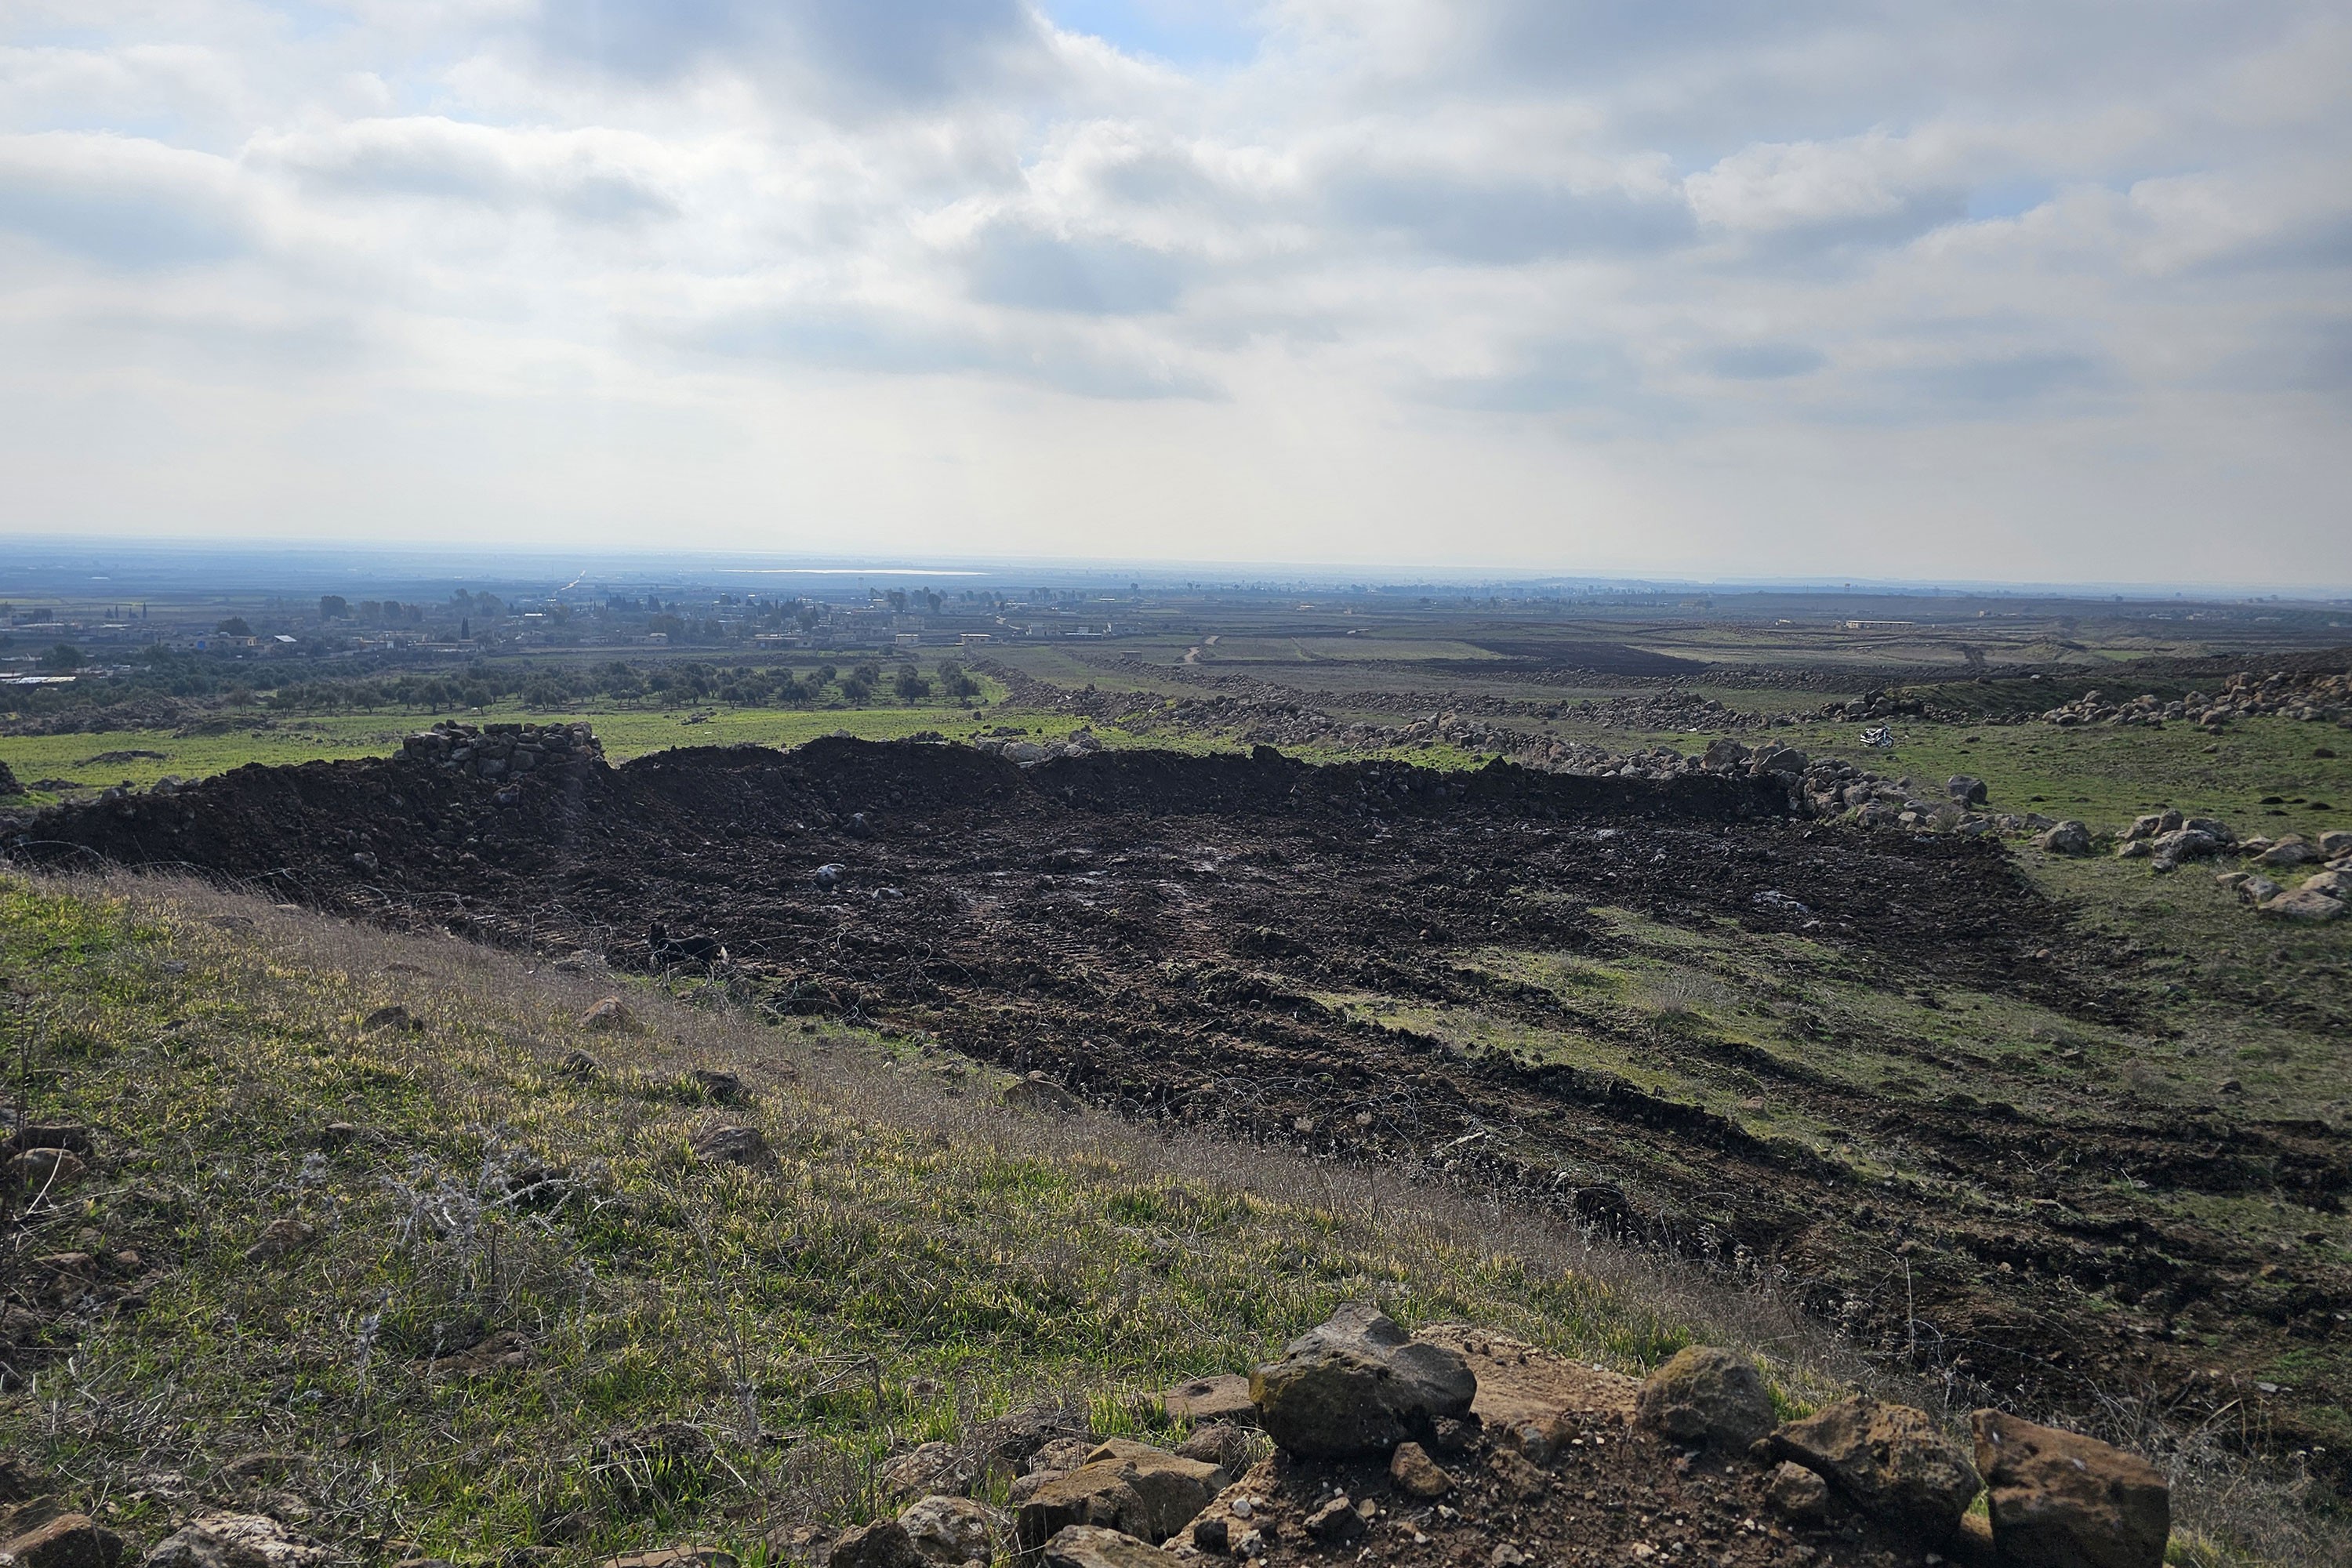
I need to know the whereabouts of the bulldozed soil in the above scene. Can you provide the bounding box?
[9,736,2348,1475]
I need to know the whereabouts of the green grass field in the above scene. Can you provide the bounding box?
[0,873,1831,1562]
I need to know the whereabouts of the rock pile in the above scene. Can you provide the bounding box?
[2101,812,2351,922]
[399,719,602,779]
[2040,669,2352,729]
[833,1311,2171,1568]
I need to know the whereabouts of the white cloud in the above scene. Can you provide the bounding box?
[0,0,2346,581]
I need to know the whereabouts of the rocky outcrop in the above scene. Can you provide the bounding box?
[1973,1411,2170,1568]
[1037,1524,1181,1568]
[1248,1305,1475,1458]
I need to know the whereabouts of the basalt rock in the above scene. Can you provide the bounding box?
[1248,1305,1475,1458]
[1973,1411,2169,1568]
[1768,1396,1981,1537]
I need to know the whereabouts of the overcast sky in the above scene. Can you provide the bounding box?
[2,2,2347,584]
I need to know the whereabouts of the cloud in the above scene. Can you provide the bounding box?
[0,0,2347,579]
[1699,343,1825,380]
[250,118,679,223]
[528,0,1053,107]
[0,132,248,266]
[965,222,1187,314]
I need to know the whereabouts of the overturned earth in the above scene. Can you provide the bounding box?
[8,733,2347,1478]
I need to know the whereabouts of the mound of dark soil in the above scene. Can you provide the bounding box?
[9,735,2346,1475]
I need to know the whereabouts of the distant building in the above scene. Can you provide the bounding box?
[958,632,993,647]
[1842,619,1916,630]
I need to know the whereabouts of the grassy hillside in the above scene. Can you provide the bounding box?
[0,872,1842,1563]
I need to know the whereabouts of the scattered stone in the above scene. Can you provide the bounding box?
[1301,1497,1363,1544]
[5,1149,87,1193]
[419,1329,532,1377]
[896,1495,1000,1565]
[1769,1396,1982,1537]
[361,1004,417,1033]
[1766,1461,1831,1524]
[2260,887,2345,922]
[1173,1424,1254,1474]
[1014,1439,1226,1550]
[828,1520,924,1568]
[1248,1305,1475,1457]
[2,1511,125,1568]
[1947,775,1988,806]
[688,1123,775,1171]
[1159,1373,1256,1427]
[2035,821,2092,855]
[557,1050,602,1080]
[1388,1442,1454,1498]
[1038,1525,1182,1568]
[241,1219,315,1267]
[140,1512,332,1567]
[1486,1447,1548,1501]
[1190,1518,1229,1555]
[2253,837,2317,867]
[1973,1410,2169,1568]
[688,1069,742,1102]
[1003,1073,1082,1113]
[1634,1346,1775,1453]
[2301,869,2350,898]
[814,863,848,889]
[579,996,629,1029]
[884,1443,978,1504]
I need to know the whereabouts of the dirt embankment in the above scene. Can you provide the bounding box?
[9,735,2348,1474]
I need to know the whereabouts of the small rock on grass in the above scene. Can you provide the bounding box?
[1003,1073,1082,1113]
[242,1219,315,1267]
[1634,1346,1775,1453]
[1388,1442,1454,1498]
[1973,1410,2169,1568]
[579,996,629,1029]
[557,1050,602,1080]
[600,1552,736,1568]
[688,1122,775,1171]
[140,1512,332,1567]
[2261,887,2345,922]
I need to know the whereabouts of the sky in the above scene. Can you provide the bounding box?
[1,2,2347,584]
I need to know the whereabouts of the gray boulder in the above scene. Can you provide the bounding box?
[2260,887,2345,922]
[1633,1346,1774,1453]
[1947,775,1988,806]
[2036,821,2092,855]
[1248,1305,1475,1457]
[1973,1411,2169,1568]
[1769,1396,1981,1537]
